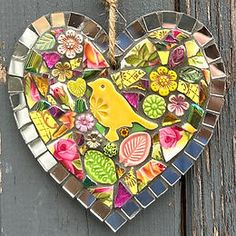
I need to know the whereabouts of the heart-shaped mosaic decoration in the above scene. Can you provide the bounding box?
[8,11,226,232]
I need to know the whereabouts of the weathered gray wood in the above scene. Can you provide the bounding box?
[0,1,184,236]
[179,0,236,235]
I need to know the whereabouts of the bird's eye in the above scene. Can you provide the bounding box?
[100,84,105,89]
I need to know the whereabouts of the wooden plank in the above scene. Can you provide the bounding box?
[179,0,236,235]
[0,1,182,236]
[85,1,181,235]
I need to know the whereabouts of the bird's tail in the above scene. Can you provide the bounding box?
[134,115,158,130]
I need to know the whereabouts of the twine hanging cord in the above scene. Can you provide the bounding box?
[103,0,118,67]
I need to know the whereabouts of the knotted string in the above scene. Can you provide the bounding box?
[104,0,118,68]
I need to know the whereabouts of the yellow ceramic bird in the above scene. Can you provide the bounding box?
[88,78,158,142]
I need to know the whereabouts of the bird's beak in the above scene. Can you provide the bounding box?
[87,81,94,88]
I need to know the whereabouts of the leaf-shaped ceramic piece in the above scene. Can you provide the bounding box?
[67,78,86,97]
[35,33,56,51]
[84,150,117,184]
[179,66,204,83]
[119,132,151,167]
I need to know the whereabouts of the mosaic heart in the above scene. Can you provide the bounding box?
[8,11,226,232]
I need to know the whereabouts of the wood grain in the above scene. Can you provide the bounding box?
[0,0,235,235]
[180,0,236,235]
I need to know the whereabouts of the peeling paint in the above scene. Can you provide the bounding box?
[186,0,191,15]
[221,193,225,218]
[211,191,214,219]
[204,147,211,175]
[195,162,204,235]
[0,41,6,84]
[213,226,219,236]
